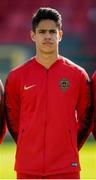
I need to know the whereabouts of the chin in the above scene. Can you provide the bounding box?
[43,50,54,54]
[42,48,54,53]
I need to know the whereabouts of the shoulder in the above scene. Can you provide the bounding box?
[0,79,3,88]
[92,71,96,89]
[0,79,4,95]
[10,57,35,75]
[60,56,89,79]
[92,71,96,80]
[6,57,35,81]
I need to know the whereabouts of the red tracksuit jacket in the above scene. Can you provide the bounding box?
[5,56,91,175]
[0,79,6,143]
[92,71,96,139]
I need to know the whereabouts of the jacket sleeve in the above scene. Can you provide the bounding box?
[0,79,6,143]
[4,72,20,143]
[92,72,96,139]
[77,69,92,150]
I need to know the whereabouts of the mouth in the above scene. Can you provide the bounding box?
[43,42,53,45]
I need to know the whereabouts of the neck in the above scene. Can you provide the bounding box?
[35,53,59,69]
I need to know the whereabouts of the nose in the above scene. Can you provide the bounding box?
[45,31,51,39]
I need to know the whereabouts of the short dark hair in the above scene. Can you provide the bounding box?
[32,7,62,32]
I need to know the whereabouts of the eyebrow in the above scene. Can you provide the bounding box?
[37,29,57,33]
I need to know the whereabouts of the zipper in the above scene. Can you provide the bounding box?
[43,69,48,174]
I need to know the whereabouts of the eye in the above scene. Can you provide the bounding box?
[38,30,46,34]
[49,30,57,34]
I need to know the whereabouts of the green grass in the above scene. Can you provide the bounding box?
[0,140,96,179]
[80,142,96,179]
[0,141,16,179]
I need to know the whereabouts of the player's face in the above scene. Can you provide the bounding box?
[30,20,62,55]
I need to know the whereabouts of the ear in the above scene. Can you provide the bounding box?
[59,30,63,42]
[30,30,36,42]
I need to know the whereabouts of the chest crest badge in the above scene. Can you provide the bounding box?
[59,78,70,92]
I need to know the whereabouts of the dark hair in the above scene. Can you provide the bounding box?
[32,7,62,32]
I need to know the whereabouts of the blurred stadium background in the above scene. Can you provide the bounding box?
[0,0,96,179]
